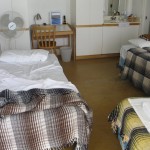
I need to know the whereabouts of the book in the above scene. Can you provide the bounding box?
[50,12,61,25]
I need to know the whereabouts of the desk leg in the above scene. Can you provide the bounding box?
[69,34,74,61]
[71,32,76,61]
[68,35,70,47]
[32,39,34,49]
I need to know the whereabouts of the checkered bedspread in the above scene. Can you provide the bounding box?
[0,88,93,150]
[121,47,150,95]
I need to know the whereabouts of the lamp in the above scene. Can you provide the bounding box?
[34,13,42,24]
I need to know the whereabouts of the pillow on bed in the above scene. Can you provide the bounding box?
[0,49,49,63]
[128,38,150,48]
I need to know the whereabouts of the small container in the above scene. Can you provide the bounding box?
[60,47,72,62]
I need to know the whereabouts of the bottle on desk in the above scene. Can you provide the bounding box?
[63,15,66,24]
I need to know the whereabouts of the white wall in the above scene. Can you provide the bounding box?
[27,0,70,25]
[27,0,70,47]
[0,0,31,50]
[0,0,70,51]
[70,0,76,25]
[132,0,147,35]
[131,0,150,34]
[142,0,150,34]
[0,0,149,51]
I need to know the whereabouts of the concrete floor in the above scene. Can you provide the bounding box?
[60,57,145,150]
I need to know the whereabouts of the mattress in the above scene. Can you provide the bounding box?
[0,51,92,150]
[0,54,78,92]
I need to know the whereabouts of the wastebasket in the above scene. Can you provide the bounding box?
[60,47,72,62]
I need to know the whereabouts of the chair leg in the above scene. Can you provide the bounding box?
[48,49,53,54]
[48,49,57,55]
[52,49,56,55]
[52,49,55,54]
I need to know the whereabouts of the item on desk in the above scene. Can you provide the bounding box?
[34,13,42,25]
[43,23,47,26]
[50,12,61,25]
[63,16,66,24]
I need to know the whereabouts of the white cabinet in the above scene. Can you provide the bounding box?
[102,25,139,54]
[70,0,104,57]
[70,0,140,57]
[76,27,103,56]
[102,26,121,54]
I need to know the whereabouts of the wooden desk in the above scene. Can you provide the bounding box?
[31,24,75,60]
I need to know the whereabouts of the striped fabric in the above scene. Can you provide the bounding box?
[121,47,150,95]
[0,88,93,150]
[108,98,150,150]
[139,34,150,41]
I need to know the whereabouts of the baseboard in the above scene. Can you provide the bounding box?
[76,53,119,60]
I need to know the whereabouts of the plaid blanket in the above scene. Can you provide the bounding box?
[121,47,150,95]
[0,88,93,150]
[108,98,150,150]
[139,34,150,41]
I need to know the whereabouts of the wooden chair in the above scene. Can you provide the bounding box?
[32,25,56,54]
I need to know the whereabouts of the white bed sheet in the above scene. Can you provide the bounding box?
[128,98,150,133]
[119,44,137,68]
[0,54,78,92]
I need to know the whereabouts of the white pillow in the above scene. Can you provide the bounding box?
[0,49,49,63]
[128,38,150,48]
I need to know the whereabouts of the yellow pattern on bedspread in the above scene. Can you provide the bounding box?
[108,98,150,150]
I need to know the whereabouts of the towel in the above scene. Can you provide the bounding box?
[143,102,150,120]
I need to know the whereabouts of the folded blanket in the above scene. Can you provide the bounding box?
[140,34,150,41]
[0,88,93,150]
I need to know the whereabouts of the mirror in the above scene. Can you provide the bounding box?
[107,0,119,15]
[104,0,133,16]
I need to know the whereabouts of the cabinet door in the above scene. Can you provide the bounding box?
[76,27,102,56]
[102,27,121,54]
[120,25,139,45]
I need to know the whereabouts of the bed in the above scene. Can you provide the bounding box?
[119,36,150,69]
[0,49,93,150]
[121,47,150,95]
[108,98,150,150]
[119,44,137,69]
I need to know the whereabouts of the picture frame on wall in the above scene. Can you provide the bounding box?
[50,12,62,25]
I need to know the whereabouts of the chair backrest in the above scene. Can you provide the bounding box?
[32,25,56,52]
